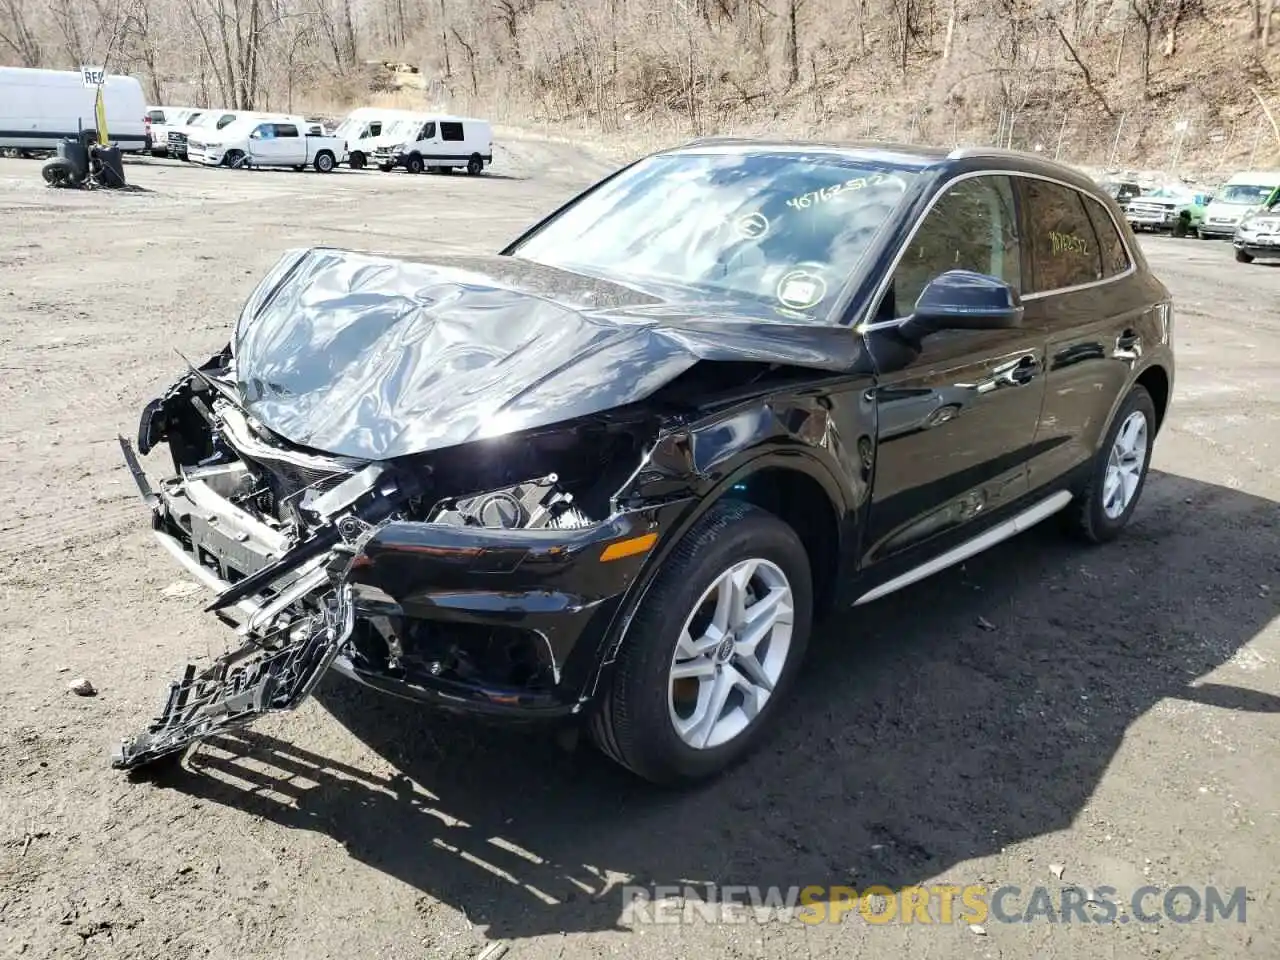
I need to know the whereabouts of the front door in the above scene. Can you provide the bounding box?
[860,173,1047,568]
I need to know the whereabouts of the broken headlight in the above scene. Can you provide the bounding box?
[427,473,594,530]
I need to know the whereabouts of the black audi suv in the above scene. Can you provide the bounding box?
[116,139,1174,783]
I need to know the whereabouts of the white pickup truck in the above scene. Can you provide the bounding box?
[189,116,345,172]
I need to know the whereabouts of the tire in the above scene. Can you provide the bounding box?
[589,500,813,784]
[314,151,335,173]
[1064,384,1156,544]
[224,150,245,169]
[41,157,72,186]
[1235,247,1254,263]
[467,153,483,175]
[349,152,366,170]
[405,153,424,174]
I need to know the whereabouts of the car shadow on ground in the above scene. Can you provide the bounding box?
[149,469,1280,942]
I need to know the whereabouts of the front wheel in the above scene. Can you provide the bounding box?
[1064,384,1156,544]
[1235,247,1255,263]
[314,152,335,173]
[224,150,246,169]
[348,152,366,170]
[405,154,424,174]
[589,500,813,783]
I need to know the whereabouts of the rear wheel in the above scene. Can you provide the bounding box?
[1235,247,1255,263]
[314,151,335,173]
[467,153,483,175]
[1064,384,1156,544]
[589,500,813,783]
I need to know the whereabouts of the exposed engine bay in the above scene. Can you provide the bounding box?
[114,351,656,770]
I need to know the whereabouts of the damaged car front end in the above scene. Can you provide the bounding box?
[113,234,869,773]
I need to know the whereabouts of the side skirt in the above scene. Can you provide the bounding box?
[851,490,1074,606]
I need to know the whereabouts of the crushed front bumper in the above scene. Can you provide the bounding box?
[113,430,667,768]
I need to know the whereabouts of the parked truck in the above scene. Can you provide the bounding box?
[188,116,344,171]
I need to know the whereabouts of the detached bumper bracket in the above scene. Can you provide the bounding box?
[111,585,355,771]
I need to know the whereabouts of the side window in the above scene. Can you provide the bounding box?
[249,125,268,139]
[418,122,436,141]
[217,115,236,128]
[368,122,382,137]
[1082,196,1131,278]
[440,121,465,142]
[881,175,1021,319]
[1023,179,1104,292]
[275,124,299,138]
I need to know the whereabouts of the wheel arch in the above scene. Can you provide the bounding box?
[581,448,851,704]
[1135,363,1171,435]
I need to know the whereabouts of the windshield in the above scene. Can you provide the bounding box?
[510,150,918,321]
[1219,183,1277,204]
[334,117,365,139]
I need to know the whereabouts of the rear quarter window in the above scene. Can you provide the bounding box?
[1083,196,1132,278]
[440,121,464,141]
[276,124,299,137]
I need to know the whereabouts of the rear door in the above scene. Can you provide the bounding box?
[273,123,304,164]
[860,173,1046,567]
[1015,176,1149,493]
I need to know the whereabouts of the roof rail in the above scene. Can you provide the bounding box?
[947,145,1046,161]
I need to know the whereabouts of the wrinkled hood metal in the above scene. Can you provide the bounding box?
[231,247,862,460]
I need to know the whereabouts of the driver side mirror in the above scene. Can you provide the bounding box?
[899,269,1023,340]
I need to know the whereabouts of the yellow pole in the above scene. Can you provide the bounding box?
[94,84,109,146]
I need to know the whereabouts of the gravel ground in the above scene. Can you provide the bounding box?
[1,139,1277,960]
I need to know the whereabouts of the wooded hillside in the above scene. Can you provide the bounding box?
[3,0,1279,173]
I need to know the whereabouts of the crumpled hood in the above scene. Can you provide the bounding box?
[231,247,861,460]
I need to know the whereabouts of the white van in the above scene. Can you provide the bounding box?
[332,107,417,169]
[0,67,148,152]
[1200,170,1280,239]
[370,114,493,175]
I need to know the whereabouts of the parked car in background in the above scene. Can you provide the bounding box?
[168,109,240,159]
[1232,184,1280,263]
[189,116,344,171]
[1200,170,1280,239]
[146,105,199,156]
[113,140,1174,784]
[1098,178,1143,211]
[0,67,148,153]
[371,114,492,174]
[1125,185,1211,235]
[333,107,417,169]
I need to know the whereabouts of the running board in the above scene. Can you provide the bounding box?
[852,490,1074,606]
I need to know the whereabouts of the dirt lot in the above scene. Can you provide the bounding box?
[1,138,1277,960]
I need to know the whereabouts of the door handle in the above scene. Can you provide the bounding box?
[1116,329,1142,354]
[969,355,1040,394]
[1005,355,1041,385]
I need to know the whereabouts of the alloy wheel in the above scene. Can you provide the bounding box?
[1103,410,1148,519]
[667,558,795,750]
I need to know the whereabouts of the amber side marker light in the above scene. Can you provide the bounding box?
[599,532,658,562]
